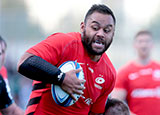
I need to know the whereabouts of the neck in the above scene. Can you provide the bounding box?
[136,56,151,65]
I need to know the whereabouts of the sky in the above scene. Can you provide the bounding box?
[24,0,160,34]
[124,0,160,24]
[24,0,101,33]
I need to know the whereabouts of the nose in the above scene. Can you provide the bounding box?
[96,29,104,38]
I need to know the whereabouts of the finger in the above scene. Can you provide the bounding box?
[74,68,81,73]
[73,89,84,95]
[80,79,86,84]
[75,61,78,68]
[70,94,77,101]
[75,79,86,85]
[75,85,85,90]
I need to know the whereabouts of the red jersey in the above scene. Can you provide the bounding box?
[25,32,116,115]
[0,66,8,80]
[115,61,160,115]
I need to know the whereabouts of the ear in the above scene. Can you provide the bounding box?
[80,22,85,33]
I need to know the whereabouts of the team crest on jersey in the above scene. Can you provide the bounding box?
[95,74,105,84]
[95,77,105,84]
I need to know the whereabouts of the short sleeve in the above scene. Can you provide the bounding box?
[27,33,67,65]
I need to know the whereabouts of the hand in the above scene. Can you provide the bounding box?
[61,68,86,100]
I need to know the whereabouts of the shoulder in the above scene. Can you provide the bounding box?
[42,32,81,48]
[102,53,115,73]
[118,61,135,73]
[47,32,81,42]
[0,66,8,79]
[150,60,160,67]
[101,53,116,78]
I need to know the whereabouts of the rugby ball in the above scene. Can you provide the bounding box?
[51,61,84,107]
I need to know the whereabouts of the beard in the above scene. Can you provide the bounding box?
[81,30,113,55]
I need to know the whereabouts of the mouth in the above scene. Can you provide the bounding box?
[95,39,104,44]
[92,39,105,49]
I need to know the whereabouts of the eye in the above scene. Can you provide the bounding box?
[92,25,99,31]
[104,28,111,33]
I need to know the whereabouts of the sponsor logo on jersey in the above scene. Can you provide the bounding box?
[139,68,152,75]
[131,87,160,98]
[128,68,153,80]
[94,83,102,89]
[129,69,160,81]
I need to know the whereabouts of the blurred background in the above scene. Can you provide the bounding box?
[1,0,160,109]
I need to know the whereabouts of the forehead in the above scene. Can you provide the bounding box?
[135,34,152,41]
[86,12,115,26]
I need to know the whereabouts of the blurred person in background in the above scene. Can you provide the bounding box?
[0,36,24,115]
[112,30,160,115]
[104,98,130,115]
[17,4,116,115]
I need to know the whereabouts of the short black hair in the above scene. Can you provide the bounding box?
[84,4,116,24]
[105,98,130,115]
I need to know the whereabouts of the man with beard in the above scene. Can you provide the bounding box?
[17,4,116,115]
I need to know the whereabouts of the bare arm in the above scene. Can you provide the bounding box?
[1,103,24,115]
[111,88,127,100]
[17,52,34,71]
[111,88,136,115]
